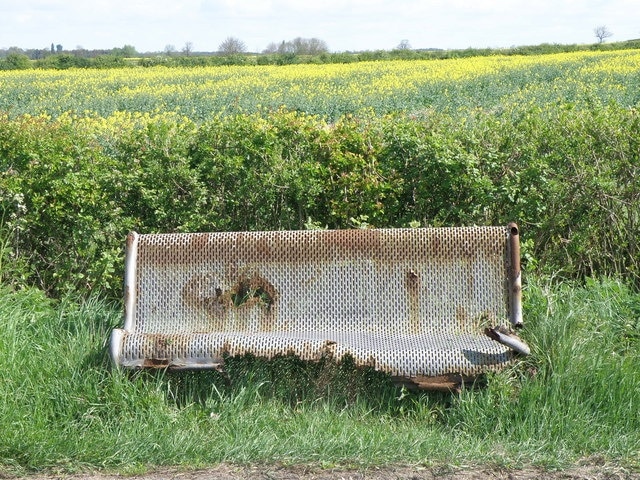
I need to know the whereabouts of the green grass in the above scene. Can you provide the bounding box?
[0,276,639,476]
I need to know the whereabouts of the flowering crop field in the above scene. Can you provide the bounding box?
[1,49,639,121]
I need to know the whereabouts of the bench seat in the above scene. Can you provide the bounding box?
[110,225,528,389]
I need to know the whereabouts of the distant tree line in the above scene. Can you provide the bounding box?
[2,38,640,70]
[0,44,138,70]
[1,44,137,60]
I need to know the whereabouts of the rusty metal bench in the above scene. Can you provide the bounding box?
[110,224,529,391]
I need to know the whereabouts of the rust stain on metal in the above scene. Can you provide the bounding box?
[456,305,468,333]
[188,232,211,252]
[182,272,278,333]
[152,334,170,359]
[232,273,278,332]
[142,358,170,368]
[405,269,421,334]
[507,222,523,327]
[393,374,476,393]
[317,340,337,360]
[124,287,132,314]
[254,235,274,260]
[135,226,508,267]
[322,228,382,255]
[181,274,226,331]
[126,231,136,250]
[430,235,442,257]
[508,222,522,293]
[135,333,175,368]
[364,355,378,369]
[485,325,530,355]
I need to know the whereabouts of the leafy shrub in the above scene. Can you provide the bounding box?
[0,53,31,70]
[1,105,638,297]
[0,114,127,294]
[36,54,91,69]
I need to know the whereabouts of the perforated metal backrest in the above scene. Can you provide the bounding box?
[114,225,521,377]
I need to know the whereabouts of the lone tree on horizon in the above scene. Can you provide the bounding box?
[219,36,246,54]
[262,37,328,55]
[594,25,613,43]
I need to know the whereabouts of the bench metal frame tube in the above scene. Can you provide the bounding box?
[110,231,139,366]
[123,231,139,332]
[508,222,523,328]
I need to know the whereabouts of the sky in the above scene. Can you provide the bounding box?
[0,0,638,53]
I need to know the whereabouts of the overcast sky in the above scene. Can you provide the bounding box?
[1,0,638,53]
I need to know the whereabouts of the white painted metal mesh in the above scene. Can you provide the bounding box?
[114,226,517,378]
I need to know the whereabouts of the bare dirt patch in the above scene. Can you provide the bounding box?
[18,463,640,480]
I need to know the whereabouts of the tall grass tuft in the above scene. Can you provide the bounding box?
[448,277,640,467]
[0,271,638,475]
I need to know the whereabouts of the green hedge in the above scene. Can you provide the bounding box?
[1,106,638,297]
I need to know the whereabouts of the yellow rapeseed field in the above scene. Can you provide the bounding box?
[1,49,639,121]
